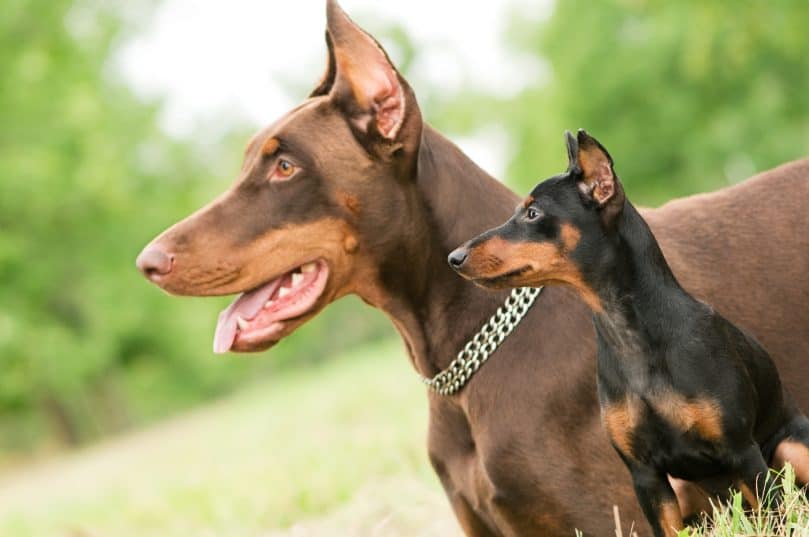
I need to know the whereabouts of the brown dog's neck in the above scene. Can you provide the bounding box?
[373,125,520,378]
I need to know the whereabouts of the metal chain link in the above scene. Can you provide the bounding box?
[421,286,542,396]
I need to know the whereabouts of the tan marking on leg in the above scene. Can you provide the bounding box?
[669,477,712,520]
[773,439,809,485]
[602,397,642,457]
[738,482,759,508]
[659,500,684,537]
[654,393,723,441]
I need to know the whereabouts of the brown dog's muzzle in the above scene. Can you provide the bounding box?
[136,247,175,280]
[136,188,361,354]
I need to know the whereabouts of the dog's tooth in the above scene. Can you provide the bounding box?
[278,286,291,298]
[291,272,304,287]
[236,316,249,331]
[264,299,275,309]
[301,262,317,274]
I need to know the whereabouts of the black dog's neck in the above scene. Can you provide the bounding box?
[587,201,689,350]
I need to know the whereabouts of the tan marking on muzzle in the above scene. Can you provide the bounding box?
[338,192,361,216]
[463,224,601,310]
[145,215,359,297]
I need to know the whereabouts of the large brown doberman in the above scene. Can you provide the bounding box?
[136,2,809,535]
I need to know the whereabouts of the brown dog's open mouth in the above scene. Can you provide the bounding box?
[213,259,330,354]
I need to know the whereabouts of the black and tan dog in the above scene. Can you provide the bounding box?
[449,130,809,536]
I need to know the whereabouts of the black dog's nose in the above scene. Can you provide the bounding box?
[448,248,468,269]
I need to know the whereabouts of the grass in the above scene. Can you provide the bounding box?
[3,338,808,536]
[606,465,809,537]
[0,339,460,537]
[680,465,809,537]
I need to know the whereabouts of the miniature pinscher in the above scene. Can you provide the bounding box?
[448,130,809,537]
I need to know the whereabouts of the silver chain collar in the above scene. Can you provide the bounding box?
[421,286,542,396]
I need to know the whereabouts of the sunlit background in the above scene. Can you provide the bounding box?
[2,0,808,535]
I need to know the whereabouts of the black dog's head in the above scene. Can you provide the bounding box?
[448,130,625,311]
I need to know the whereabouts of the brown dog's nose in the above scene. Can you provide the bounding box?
[136,247,174,278]
[448,247,468,270]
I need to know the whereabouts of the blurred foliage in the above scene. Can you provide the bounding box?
[0,0,389,455]
[432,0,809,204]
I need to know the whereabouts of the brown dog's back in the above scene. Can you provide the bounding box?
[645,158,809,406]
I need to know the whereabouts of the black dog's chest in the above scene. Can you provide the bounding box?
[598,382,732,478]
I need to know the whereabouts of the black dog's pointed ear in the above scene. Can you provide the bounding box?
[574,129,622,206]
[565,130,580,173]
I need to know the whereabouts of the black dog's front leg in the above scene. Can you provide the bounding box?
[625,460,683,537]
[735,443,782,508]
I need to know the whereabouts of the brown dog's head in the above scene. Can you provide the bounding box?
[448,130,625,311]
[135,1,424,353]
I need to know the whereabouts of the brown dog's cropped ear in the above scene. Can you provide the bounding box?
[325,0,417,143]
[575,130,622,206]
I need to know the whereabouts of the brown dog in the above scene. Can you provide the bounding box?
[136,2,809,535]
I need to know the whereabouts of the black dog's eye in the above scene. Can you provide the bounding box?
[526,207,541,221]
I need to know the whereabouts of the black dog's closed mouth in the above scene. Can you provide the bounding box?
[475,265,533,286]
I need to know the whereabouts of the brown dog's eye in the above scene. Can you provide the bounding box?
[270,159,297,181]
[526,207,541,221]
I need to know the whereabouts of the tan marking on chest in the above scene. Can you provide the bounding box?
[652,393,723,441]
[601,397,643,456]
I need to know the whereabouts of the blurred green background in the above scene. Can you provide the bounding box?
[1,0,807,534]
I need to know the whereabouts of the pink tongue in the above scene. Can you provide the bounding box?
[212,278,282,354]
